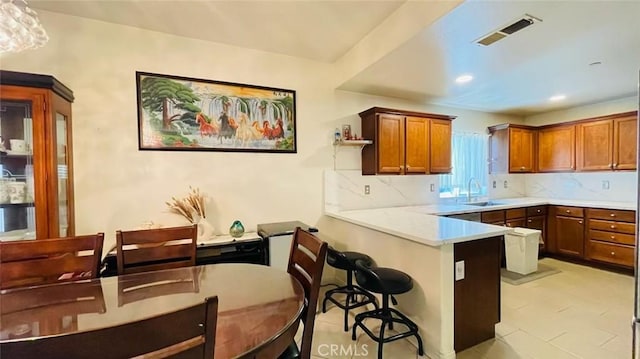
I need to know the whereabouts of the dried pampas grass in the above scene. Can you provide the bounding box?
[166,186,207,223]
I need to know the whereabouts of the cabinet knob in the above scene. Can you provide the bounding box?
[527,219,532,223]
[537,209,541,213]
[611,251,616,256]
[521,166,525,170]
[610,213,616,217]
[611,235,616,240]
[608,163,612,168]
[610,225,616,229]
[613,163,618,168]
[406,165,411,169]
[566,210,571,213]
[579,220,583,224]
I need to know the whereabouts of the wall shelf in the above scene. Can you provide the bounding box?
[332,139,373,170]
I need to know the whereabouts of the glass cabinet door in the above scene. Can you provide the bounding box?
[0,100,36,240]
[56,112,69,237]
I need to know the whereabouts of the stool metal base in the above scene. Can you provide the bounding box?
[351,296,424,359]
[322,271,379,332]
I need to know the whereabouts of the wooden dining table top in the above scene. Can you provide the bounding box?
[0,263,304,358]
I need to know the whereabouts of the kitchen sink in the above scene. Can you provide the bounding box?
[463,201,504,207]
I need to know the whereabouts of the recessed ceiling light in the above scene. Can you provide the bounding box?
[549,94,566,101]
[455,74,473,84]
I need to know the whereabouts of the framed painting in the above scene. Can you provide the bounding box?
[136,72,296,153]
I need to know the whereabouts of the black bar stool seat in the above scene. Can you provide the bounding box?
[351,259,424,359]
[322,247,379,331]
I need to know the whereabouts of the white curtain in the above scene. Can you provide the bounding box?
[440,132,488,197]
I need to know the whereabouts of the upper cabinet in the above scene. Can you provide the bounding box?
[488,124,535,173]
[538,124,576,172]
[0,70,75,240]
[360,107,455,175]
[576,112,637,171]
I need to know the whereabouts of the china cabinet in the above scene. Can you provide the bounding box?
[0,70,74,240]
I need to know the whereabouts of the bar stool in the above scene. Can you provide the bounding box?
[351,259,424,359]
[322,247,379,331]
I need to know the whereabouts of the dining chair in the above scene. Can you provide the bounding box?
[0,295,219,359]
[279,227,328,359]
[116,224,197,275]
[0,233,104,289]
[1,280,106,338]
[118,266,201,306]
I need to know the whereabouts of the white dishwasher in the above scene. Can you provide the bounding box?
[257,221,318,272]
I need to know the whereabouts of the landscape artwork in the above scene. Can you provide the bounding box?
[136,72,296,153]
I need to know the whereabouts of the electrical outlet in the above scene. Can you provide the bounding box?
[364,185,370,195]
[430,183,435,192]
[503,180,508,189]
[492,180,496,189]
[602,180,610,190]
[455,261,465,281]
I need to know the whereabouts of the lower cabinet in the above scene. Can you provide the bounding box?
[555,216,585,258]
[585,208,636,268]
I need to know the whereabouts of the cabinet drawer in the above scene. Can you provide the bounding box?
[587,240,635,267]
[481,210,505,223]
[506,208,526,220]
[589,230,636,246]
[589,219,635,234]
[588,208,636,223]
[555,206,584,218]
[505,219,526,228]
[526,206,547,216]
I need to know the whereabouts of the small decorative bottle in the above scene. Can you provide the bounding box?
[229,220,245,238]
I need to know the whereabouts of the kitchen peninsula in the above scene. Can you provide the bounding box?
[320,206,509,359]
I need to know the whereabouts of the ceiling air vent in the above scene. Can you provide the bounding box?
[475,14,542,46]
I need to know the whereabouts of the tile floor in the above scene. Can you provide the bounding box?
[307,258,635,359]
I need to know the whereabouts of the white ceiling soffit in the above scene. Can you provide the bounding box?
[338,0,640,115]
[29,0,405,63]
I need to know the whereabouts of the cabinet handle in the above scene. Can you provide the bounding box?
[610,225,616,229]
[578,220,583,224]
[521,166,525,171]
[406,165,411,169]
[537,209,541,213]
[527,219,532,223]
[613,163,618,168]
[566,210,571,214]
[610,213,616,217]
[611,251,616,256]
[611,235,616,240]
[608,163,612,169]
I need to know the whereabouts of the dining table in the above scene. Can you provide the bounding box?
[0,263,304,358]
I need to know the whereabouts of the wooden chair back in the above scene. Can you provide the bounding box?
[0,295,218,359]
[0,234,104,289]
[118,266,201,306]
[116,224,197,275]
[1,280,106,337]
[286,227,327,359]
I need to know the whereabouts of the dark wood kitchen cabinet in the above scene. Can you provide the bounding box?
[585,208,636,268]
[488,124,535,174]
[360,107,455,175]
[576,112,637,171]
[551,206,584,258]
[537,124,576,172]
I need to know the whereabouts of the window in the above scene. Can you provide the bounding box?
[439,132,488,198]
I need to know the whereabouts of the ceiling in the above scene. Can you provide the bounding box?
[29,0,640,116]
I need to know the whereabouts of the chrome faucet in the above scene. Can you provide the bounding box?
[467,177,481,203]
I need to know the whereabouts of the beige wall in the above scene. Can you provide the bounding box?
[524,96,637,126]
[0,11,527,250]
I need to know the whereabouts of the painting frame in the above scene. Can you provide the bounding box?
[136,71,297,153]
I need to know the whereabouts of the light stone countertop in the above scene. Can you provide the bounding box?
[325,197,635,247]
[325,207,509,247]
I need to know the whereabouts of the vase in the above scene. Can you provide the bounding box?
[195,217,215,241]
[229,220,245,238]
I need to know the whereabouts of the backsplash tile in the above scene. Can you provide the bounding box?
[324,170,439,211]
[525,172,636,202]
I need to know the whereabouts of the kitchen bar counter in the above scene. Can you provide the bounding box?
[325,207,509,246]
